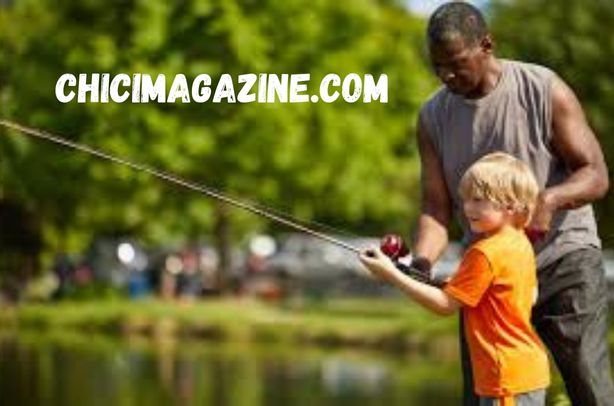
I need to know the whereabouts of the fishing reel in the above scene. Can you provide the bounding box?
[379,234,410,261]
[378,234,437,285]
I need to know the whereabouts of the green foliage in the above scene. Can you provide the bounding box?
[0,298,458,346]
[0,0,435,259]
[490,0,614,246]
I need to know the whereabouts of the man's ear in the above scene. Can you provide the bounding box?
[480,34,494,54]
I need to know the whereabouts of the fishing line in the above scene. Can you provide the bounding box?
[0,119,362,254]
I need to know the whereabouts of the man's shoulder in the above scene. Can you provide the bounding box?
[419,86,453,127]
[504,59,557,85]
[420,86,449,112]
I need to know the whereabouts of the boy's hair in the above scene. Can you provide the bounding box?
[458,152,540,227]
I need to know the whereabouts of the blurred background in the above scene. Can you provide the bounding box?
[0,0,612,405]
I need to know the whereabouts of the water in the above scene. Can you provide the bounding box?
[0,332,462,406]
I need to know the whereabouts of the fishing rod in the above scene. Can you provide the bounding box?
[0,119,363,255]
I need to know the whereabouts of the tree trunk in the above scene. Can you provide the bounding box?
[213,202,231,293]
[0,199,42,301]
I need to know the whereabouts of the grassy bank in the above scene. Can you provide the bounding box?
[0,298,458,352]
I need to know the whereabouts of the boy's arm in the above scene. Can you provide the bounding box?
[360,248,461,316]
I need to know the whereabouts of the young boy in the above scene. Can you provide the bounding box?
[360,152,550,405]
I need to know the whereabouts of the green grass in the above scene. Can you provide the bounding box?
[0,297,458,352]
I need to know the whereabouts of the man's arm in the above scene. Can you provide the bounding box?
[412,111,453,264]
[530,76,610,231]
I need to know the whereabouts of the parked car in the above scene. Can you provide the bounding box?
[254,234,396,298]
[262,234,369,279]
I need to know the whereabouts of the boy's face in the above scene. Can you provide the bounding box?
[463,197,511,235]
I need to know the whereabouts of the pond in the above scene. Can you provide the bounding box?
[0,331,465,406]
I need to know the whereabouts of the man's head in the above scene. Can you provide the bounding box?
[427,2,493,96]
[459,152,540,232]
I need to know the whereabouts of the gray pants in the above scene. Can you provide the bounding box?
[479,389,546,406]
[461,248,614,406]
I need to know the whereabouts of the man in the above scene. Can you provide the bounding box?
[409,2,613,405]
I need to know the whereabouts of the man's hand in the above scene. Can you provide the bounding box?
[526,190,557,240]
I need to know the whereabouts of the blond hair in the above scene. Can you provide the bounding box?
[458,152,540,227]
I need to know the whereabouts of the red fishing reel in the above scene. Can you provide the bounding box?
[380,234,410,260]
[378,234,439,285]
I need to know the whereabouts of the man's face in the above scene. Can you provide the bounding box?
[428,35,490,96]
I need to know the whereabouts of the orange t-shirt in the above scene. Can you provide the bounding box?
[443,227,550,397]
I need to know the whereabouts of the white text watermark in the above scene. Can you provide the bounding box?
[55,73,388,104]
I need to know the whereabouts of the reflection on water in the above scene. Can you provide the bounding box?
[0,332,462,406]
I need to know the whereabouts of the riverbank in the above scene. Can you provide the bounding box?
[0,298,459,353]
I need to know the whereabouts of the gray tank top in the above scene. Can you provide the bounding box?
[421,59,600,268]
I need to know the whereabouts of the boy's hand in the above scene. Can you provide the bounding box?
[359,247,400,282]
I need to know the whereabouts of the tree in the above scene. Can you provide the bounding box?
[0,0,437,287]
